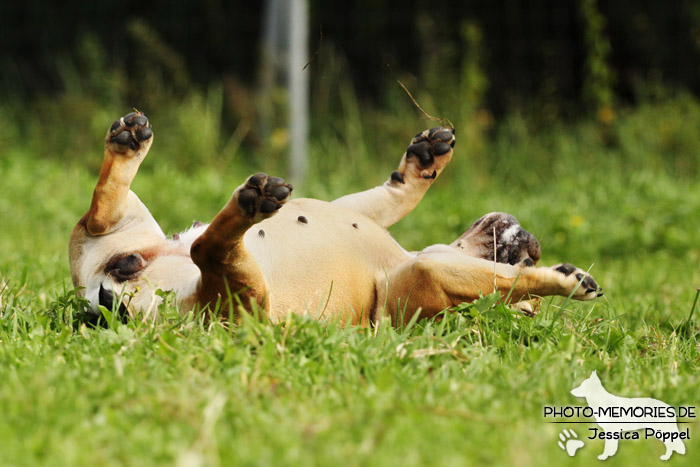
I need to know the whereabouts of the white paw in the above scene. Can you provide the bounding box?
[557,429,584,457]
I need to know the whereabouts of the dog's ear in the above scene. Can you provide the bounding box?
[591,370,599,380]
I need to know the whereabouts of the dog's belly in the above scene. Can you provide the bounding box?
[243,198,409,324]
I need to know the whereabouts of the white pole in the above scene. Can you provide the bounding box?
[288,0,309,186]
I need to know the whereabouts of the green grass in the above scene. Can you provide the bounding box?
[1,92,700,465]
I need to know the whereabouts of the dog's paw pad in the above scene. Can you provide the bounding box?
[237,173,292,218]
[107,111,152,154]
[557,429,584,457]
[407,126,455,167]
[553,263,602,300]
[391,126,455,184]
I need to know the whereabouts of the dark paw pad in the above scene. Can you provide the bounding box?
[112,131,138,150]
[405,126,456,168]
[107,111,152,153]
[391,126,455,185]
[452,212,541,266]
[237,173,293,217]
[575,272,601,295]
[555,263,577,275]
[391,171,405,183]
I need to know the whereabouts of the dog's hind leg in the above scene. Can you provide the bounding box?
[421,212,545,316]
[190,173,292,317]
[377,252,601,325]
[333,127,455,228]
[84,111,154,236]
[451,212,545,315]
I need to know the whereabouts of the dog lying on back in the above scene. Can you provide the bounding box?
[69,112,601,325]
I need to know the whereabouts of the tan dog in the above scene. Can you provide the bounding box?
[69,112,601,325]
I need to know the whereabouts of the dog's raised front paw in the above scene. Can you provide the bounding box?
[553,263,602,300]
[237,173,293,220]
[390,126,455,184]
[106,111,153,155]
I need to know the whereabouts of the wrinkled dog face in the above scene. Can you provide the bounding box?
[450,212,541,267]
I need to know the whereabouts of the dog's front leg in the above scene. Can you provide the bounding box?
[191,173,292,317]
[85,112,153,235]
[333,127,455,228]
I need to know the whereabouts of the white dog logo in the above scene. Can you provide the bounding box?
[571,371,687,461]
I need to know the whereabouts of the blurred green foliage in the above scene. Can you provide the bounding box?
[2,1,700,118]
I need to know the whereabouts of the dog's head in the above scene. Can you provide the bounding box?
[570,370,601,398]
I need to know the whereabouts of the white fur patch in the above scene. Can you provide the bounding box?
[500,224,521,244]
[174,223,209,248]
[84,275,104,313]
[85,275,122,314]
